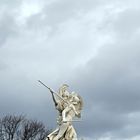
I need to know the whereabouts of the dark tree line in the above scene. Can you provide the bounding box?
[0,115,50,140]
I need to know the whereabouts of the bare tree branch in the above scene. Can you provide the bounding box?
[1,115,24,140]
[0,115,50,140]
[21,120,49,140]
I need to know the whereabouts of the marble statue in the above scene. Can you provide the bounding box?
[38,82,83,140]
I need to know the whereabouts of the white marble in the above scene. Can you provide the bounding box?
[47,84,83,140]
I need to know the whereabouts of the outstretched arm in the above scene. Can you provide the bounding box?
[50,90,58,106]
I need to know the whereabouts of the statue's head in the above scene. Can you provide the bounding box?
[62,84,69,90]
[59,84,69,97]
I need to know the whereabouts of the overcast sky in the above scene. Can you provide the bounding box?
[0,0,140,139]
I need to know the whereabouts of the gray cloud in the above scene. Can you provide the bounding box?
[113,9,140,39]
[69,12,140,139]
[0,0,140,139]
[0,0,21,47]
[42,0,99,25]
[0,15,17,46]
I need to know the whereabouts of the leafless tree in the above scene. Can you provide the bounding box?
[1,115,24,140]
[0,115,50,140]
[20,120,49,140]
[0,118,4,140]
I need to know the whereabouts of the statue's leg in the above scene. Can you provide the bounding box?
[53,123,69,140]
[71,126,77,140]
[65,125,77,140]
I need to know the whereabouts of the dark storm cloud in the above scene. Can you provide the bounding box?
[69,13,140,139]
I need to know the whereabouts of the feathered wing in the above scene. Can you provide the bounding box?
[75,94,84,118]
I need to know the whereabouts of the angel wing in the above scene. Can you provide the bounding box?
[70,92,83,118]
